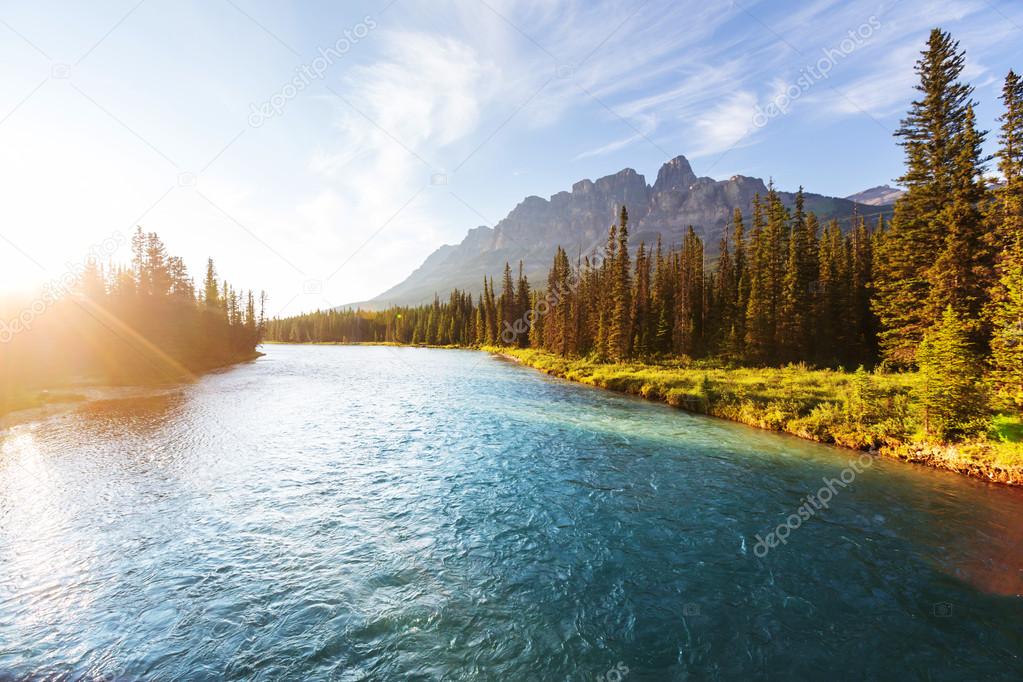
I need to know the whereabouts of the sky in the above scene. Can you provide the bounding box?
[1,0,1021,316]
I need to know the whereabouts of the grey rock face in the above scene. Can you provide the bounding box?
[845,185,905,206]
[352,155,887,309]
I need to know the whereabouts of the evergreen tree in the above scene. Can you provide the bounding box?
[988,236,1023,414]
[730,208,749,360]
[925,103,990,331]
[595,222,618,359]
[745,195,772,363]
[499,261,516,344]
[145,232,171,297]
[779,188,815,361]
[204,259,220,310]
[632,242,651,355]
[515,262,531,347]
[988,70,1023,414]
[651,235,673,354]
[486,276,498,344]
[848,216,878,366]
[676,226,704,357]
[528,290,544,349]
[608,206,633,361]
[712,234,736,358]
[918,306,988,440]
[814,220,838,365]
[874,29,984,363]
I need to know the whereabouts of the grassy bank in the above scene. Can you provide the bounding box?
[487,347,1023,486]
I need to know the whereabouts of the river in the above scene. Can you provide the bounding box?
[1,345,1021,680]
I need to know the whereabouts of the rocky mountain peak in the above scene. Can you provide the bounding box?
[653,155,698,194]
[348,154,889,309]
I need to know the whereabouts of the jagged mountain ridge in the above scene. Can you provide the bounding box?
[353,155,888,309]
[844,184,905,206]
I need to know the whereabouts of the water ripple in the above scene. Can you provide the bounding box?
[1,345,1022,679]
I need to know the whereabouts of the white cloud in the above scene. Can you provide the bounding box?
[5,0,1021,310]
[689,91,761,158]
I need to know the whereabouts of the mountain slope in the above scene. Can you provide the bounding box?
[845,184,904,206]
[354,155,888,309]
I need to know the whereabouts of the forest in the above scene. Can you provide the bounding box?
[0,228,265,415]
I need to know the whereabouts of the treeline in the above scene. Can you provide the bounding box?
[1,227,266,391]
[265,266,526,348]
[270,29,1022,437]
[525,199,879,368]
[268,197,877,369]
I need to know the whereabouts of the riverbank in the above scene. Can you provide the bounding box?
[0,350,264,422]
[487,347,1023,486]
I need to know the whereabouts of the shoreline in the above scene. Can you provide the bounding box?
[486,348,1023,487]
[0,351,264,427]
[212,341,1023,487]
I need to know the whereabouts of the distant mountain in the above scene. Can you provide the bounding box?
[351,155,889,309]
[845,185,904,206]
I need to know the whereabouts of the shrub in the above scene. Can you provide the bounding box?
[789,402,844,443]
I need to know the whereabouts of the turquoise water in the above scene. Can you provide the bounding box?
[1,345,1021,680]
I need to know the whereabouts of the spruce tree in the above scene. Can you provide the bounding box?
[988,70,1023,414]
[515,262,531,347]
[203,258,220,309]
[925,103,990,330]
[528,290,544,349]
[677,226,704,357]
[849,216,877,366]
[814,221,844,366]
[730,208,749,359]
[780,188,814,362]
[497,262,514,344]
[475,280,487,345]
[651,235,673,354]
[558,249,574,355]
[917,306,988,440]
[713,235,736,358]
[594,224,618,359]
[988,237,1023,414]
[608,206,633,361]
[745,195,771,363]
[874,29,982,364]
[632,242,651,355]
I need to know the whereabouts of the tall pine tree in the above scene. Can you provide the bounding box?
[874,29,984,364]
[988,70,1023,414]
[608,206,633,361]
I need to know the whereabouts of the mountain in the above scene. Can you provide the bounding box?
[844,184,904,206]
[352,155,889,309]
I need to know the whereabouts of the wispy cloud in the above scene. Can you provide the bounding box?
[3,0,1020,311]
[689,90,761,158]
[574,113,658,160]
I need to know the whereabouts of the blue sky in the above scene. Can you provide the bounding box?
[1,0,1021,315]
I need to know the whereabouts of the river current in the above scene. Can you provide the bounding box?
[1,345,1021,679]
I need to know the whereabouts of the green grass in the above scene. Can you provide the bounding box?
[992,414,1023,443]
[489,347,917,442]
